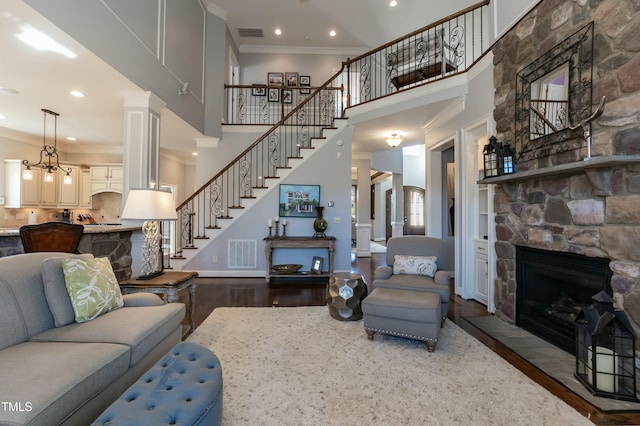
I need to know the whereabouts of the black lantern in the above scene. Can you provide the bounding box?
[483,136,501,178]
[575,291,638,402]
[500,143,515,175]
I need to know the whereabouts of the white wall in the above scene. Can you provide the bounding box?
[240,53,347,87]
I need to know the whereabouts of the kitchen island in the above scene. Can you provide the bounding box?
[0,224,141,281]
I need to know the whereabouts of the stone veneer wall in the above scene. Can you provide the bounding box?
[492,0,640,337]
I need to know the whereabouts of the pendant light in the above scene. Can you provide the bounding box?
[22,108,72,184]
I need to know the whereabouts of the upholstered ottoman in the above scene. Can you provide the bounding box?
[92,342,223,426]
[362,287,441,352]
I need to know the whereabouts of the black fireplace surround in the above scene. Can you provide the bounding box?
[516,246,613,355]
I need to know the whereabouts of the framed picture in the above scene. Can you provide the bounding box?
[311,256,324,274]
[282,88,293,104]
[268,72,283,85]
[300,88,311,95]
[268,87,280,102]
[299,75,310,86]
[252,85,266,96]
[285,72,298,87]
[278,184,320,218]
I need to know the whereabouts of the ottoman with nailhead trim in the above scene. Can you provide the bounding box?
[362,287,441,352]
[91,342,223,426]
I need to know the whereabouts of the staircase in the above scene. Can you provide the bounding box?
[167,1,491,272]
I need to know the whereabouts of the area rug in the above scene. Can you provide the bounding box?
[188,307,591,426]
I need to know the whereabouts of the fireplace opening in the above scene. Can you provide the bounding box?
[516,246,612,355]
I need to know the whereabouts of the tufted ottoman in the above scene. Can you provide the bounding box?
[362,287,441,352]
[92,342,223,426]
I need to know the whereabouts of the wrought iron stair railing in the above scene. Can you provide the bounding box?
[169,0,491,262]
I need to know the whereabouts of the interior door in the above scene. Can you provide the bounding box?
[403,186,425,235]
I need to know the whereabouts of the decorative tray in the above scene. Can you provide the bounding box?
[271,264,303,274]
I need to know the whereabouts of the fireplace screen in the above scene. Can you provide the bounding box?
[515,246,612,355]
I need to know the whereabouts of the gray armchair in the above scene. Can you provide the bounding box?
[372,236,451,324]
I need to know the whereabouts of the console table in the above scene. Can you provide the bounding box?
[264,236,335,282]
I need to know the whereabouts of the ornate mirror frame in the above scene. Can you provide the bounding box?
[514,22,594,169]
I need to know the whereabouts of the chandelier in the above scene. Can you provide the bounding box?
[385,133,403,148]
[23,108,72,184]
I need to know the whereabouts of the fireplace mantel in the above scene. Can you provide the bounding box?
[477,155,640,184]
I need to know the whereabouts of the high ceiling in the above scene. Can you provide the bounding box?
[0,0,478,161]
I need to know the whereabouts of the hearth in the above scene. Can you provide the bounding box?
[515,246,612,355]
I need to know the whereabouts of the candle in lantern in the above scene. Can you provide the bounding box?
[587,346,617,393]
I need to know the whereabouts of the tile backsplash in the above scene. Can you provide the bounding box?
[0,192,123,228]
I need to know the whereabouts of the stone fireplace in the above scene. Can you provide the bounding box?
[490,0,640,389]
[515,245,612,355]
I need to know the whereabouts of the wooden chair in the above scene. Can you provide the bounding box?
[20,222,84,253]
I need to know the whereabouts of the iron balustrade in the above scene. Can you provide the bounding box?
[171,1,491,259]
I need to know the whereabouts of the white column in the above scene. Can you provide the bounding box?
[122,92,166,197]
[391,172,404,237]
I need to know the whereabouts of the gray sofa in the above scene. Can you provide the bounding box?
[0,252,185,426]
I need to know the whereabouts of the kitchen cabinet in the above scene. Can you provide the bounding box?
[79,169,92,208]
[58,166,80,207]
[90,165,123,195]
[473,239,488,305]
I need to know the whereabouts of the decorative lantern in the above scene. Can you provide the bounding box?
[483,136,501,178]
[500,143,515,175]
[575,291,638,402]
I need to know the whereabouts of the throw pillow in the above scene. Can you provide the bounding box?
[42,254,94,327]
[62,257,124,323]
[393,255,438,277]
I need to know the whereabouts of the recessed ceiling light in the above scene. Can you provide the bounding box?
[0,87,19,95]
[70,90,85,98]
[66,136,76,141]
[15,25,77,58]
[0,114,6,120]
[275,28,282,35]
[192,152,198,156]
[390,0,398,7]
[329,30,337,37]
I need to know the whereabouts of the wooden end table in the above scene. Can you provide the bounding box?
[119,271,198,338]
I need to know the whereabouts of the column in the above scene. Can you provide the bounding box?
[391,172,404,237]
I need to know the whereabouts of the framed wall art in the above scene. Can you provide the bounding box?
[282,88,293,104]
[285,72,298,87]
[268,87,280,102]
[278,184,320,218]
[268,72,283,85]
[252,85,266,96]
[311,256,324,274]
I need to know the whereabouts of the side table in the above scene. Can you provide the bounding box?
[326,272,368,321]
[119,271,198,338]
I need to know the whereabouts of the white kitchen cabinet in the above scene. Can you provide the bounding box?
[58,165,80,207]
[90,165,123,195]
[79,169,93,208]
[473,239,489,305]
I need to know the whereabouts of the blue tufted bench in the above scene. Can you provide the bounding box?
[92,342,223,426]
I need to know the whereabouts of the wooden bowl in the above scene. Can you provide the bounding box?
[271,264,303,274]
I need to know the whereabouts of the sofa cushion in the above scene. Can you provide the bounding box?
[393,255,438,277]
[0,341,129,426]
[42,254,94,327]
[31,303,185,367]
[62,257,124,323]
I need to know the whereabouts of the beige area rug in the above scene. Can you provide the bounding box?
[188,307,591,426]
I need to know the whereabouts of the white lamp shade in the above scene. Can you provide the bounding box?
[121,188,177,220]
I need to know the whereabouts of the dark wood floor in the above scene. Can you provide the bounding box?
[183,253,639,425]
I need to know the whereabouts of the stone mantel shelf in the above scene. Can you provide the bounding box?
[477,156,640,185]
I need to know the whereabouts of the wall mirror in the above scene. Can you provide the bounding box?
[514,22,594,168]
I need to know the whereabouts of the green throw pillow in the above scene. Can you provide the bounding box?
[62,257,124,323]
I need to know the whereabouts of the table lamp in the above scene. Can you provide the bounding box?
[122,188,177,279]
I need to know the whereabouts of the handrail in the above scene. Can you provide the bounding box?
[172,1,491,258]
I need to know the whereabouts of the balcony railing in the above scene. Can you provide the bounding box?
[170,1,491,261]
